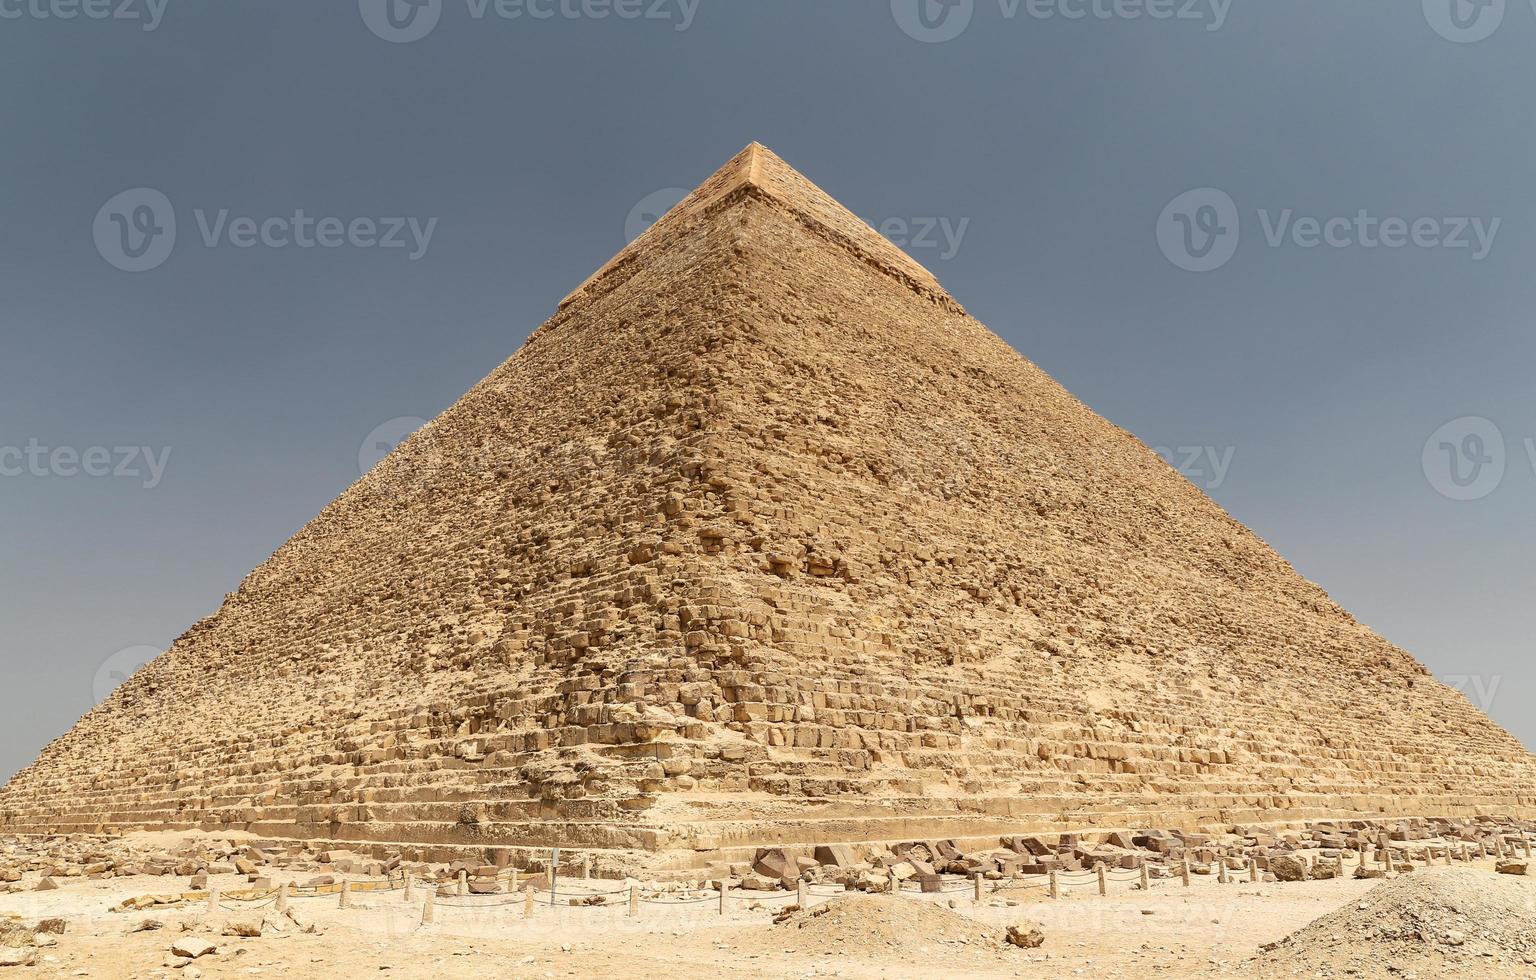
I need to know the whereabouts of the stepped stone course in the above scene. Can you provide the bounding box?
[3,144,1533,872]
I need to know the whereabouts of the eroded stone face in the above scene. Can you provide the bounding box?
[2,145,1533,873]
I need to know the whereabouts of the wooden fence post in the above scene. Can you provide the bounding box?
[718,879,728,916]
[798,879,808,907]
[457,870,467,897]
[524,887,535,918]
[340,880,351,909]
[1140,864,1150,891]
[1096,863,1107,896]
[581,854,592,880]
[1248,858,1258,883]
[629,883,639,917]
[973,872,983,902]
[550,848,561,907]
[422,887,434,925]
[276,883,288,915]
[404,874,414,901]
[1181,859,1191,887]
[207,887,219,914]
[1048,869,1059,900]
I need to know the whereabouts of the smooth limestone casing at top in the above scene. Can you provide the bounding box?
[3,145,1533,874]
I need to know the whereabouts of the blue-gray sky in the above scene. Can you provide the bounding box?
[2,0,1532,781]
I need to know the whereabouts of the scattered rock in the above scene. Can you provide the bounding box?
[170,937,217,959]
[0,948,36,968]
[1005,923,1045,949]
[221,919,262,938]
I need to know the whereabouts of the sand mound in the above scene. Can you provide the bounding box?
[771,894,1022,956]
[1251,868,1536,977]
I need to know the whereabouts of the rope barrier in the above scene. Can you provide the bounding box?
[741,891,800,903]
[990,881,1048,894]
[432,895,526,909]
[123,852,1299,918]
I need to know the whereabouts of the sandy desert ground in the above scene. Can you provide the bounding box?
[3,831,1534,979]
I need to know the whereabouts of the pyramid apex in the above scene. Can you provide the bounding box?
[559,143,960,313]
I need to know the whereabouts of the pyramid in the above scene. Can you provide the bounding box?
[4,144,1532,871]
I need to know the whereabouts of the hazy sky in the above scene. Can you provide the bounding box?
[3,0,1533,782]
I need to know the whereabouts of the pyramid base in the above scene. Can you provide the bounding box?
[9,790,1534,878]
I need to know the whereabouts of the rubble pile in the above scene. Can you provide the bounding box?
[1252,867,1536,977]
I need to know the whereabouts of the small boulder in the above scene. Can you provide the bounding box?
[1269,856,1307,882]
[752,848,796,881]
[813,844,856,868]
[222,920,262,938]
[0,948,36,968]
[170,936,217,959]
[1496,861,1528,876]
[1005,923,1045,949]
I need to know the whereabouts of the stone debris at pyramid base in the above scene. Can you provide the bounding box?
[2,144,1533,875]
[2,815,1531,896]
